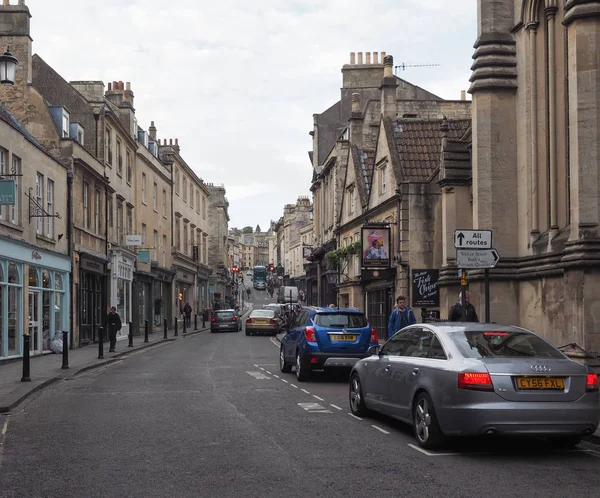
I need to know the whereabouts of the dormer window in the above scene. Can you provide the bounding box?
[62,112,69,138]
[69,122,85,144]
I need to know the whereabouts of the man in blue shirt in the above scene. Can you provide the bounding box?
[387,296,416,338]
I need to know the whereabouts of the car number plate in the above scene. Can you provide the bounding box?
[330,335,357,341]
[516,377,565,390]
[219,324,228,328]
[255,319,268,324]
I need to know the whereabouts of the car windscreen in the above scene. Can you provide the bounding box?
[215,311,234,318]
[313,313,367,328]
[250,310,274,318]
[448,330,565,359]
[263,306,280,313]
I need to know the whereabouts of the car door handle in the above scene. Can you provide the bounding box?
[412,368,420,375]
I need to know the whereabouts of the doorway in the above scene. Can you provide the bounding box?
[28,290,41,353]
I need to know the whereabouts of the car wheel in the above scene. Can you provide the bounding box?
[295,350,310,382]
[245,330,250,336]
[280,345,292,373]
[349,374,369,417]
[413,392,445,450]
[547,435,582,448]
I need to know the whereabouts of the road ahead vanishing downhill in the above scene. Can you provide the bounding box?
[1,287,599,498]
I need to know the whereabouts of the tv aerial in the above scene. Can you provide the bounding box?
[394,63,440,76]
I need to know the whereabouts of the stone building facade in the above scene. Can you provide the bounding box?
[443,0,600,357]
[205,183,230,305]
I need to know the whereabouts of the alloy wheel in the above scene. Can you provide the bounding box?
[350,378,361,413]
[415,397,431,444]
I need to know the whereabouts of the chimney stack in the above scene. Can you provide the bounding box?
[380,55,398,120]
[350,52,356,65]
[357,52,363,64]
[381,51,386,61]
[3,1,9,6]
[383,55,393,78]
[461,90,466,101]
[149,121,157,140]
[169,139,173,146]
[373,52,379,64]
[351,92,360,113]
[350,93,363,148]
[366,52,371,64]
[107,82,112,91]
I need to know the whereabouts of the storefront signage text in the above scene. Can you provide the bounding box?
[32,251,42,260]
[0,180,16,205]
[411,269,439,307]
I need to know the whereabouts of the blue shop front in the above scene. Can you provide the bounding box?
[0,238,71,360]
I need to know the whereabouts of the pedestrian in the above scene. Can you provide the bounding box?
[183,302,192,328]
[213,300,221,311]
[229,295,235,308]
[106,306,122,353]
[449,291,479,322]
[246,287,251,299]
[387,296,416,338]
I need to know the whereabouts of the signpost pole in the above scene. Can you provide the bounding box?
[484,268,490,323]
[460,270,467,321]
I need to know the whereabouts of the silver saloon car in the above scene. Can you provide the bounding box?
[349,323,599,449]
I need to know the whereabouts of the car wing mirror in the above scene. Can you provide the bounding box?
[367,345,380,356]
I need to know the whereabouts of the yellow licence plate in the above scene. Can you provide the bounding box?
[516,377,565,390]
[254,319,268,324]
[331,335,356,341]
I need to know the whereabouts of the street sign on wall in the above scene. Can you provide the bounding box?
[456,248,500,269]
[126,234,142,246]
[454,229,492,249]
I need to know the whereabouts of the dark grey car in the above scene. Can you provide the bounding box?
[210,309,241,333]
[349,323,600,449]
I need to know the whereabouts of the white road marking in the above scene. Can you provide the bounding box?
[330,404,343,411]
[1,420,8,436]
[371,425,390,435]
[265,371,272,375]
[270,337,280,349]
[301,389,310,394]
[273,374,280,379]
[407,444,460,456]
[246,371,271,380]
[290,384,298,388]
[259,367,265,371]
[348,413,363,421]
[253,364,259,368]
[298,402,332,413]
[281,379,289,383]
[312,395,325,401]
[584,449,600,458]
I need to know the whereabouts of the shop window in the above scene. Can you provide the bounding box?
[55,272,62,290]
[42,269,51,288]
[29,267,39,287]
[8,262,19,284]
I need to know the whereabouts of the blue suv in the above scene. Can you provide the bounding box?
[279,307,379,382]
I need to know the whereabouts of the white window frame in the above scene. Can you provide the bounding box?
[46,179,54,237]
[162,189,167,217]
[94,189,100,234]
[35,173,44,234]
[380,166,387,195]
[153,182,158,211]
[62,112,69,138]
[83,183,90,229]
[153,230,158,261]
[141,173,147,204]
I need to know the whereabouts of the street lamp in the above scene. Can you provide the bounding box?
[0,47,18,86]
[325,269,338,285]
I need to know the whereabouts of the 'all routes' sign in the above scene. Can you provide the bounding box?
[454,229,492,249]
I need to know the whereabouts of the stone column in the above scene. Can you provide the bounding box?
[546,2,559,231]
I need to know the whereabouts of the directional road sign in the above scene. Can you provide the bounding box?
[456,248,500,269]
[454,229,492,249]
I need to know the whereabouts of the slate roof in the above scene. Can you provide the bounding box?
[351,146,376,209]
[0,103,45,151]
[391,118,471,182]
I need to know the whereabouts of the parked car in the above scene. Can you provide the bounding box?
[245,309,280,336]
[279,307,379,382]
[210,309,241,333]
[263,304,285,320]
[349,323,600,449]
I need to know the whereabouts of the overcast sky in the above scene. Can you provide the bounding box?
[26,0,476,231]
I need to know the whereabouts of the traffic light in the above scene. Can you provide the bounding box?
[269,265,274,272]
[232,266,238,273]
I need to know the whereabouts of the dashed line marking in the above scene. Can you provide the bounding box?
[312,395,324,401]
[259,367,265,371]
[348,413,363,421]
[281,379,289,384]
[253,364,259,368]
[301,389,310,394]
[330,404,343,411]
[1,420,8,436]
[290,384,298,388]
[265,371,272,375]
[371,425,390,435]
[273,374,280,379]
[407,444,460,457]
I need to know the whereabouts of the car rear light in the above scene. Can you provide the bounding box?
[310,357,319,364]
[304,326,317,342]
[370,328,378,343]
[232,316,237,321]
[246,318,252,323]
[211,317,216,322]
[270,318,278,324]
[458,372,494,391]
[586,373,599,392]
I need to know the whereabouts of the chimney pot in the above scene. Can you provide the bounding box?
[107,82,112,91]
[350,52,356,64]
[126,82,131,91]
[366,52,371,64]
[3,1,9,6]
[383,55,394,78]
[461,90,466,101]
[118,81,124,90]
[150,121,155,127]
[357,52,363,64]
[381,51,386,60]
[169,139,173,146]
[373,52,379,64]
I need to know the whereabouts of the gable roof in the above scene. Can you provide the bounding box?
[350,145,376,209]
[391,118,471,183]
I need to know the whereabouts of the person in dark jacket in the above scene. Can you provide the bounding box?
[449,291,479,322]
[106,306,122,352]
[387,296,417,338]
[183,302,192,327]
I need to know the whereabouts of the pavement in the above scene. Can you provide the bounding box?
[0,305,254,414]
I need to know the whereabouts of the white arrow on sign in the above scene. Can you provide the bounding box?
[454,229,492,249]
[456,248,500,269]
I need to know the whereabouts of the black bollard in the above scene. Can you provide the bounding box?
[174,317,178,337]
[98,326,104,359]
[194,314,198,331]
[61,331,69,369]
[21,334,31,382]
[144,319,149,343]
[202,310,206,329]
[128,321,134,347]
[164,318,168,339]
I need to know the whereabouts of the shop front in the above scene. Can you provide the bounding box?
[174,266,196,320]
[362,268,396,341]
[196,266,211,317]
[0,238,71,360]
[151,264,174,332]
[133,270,152,336]
[78,253,107,345]
[110,248,136,342]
